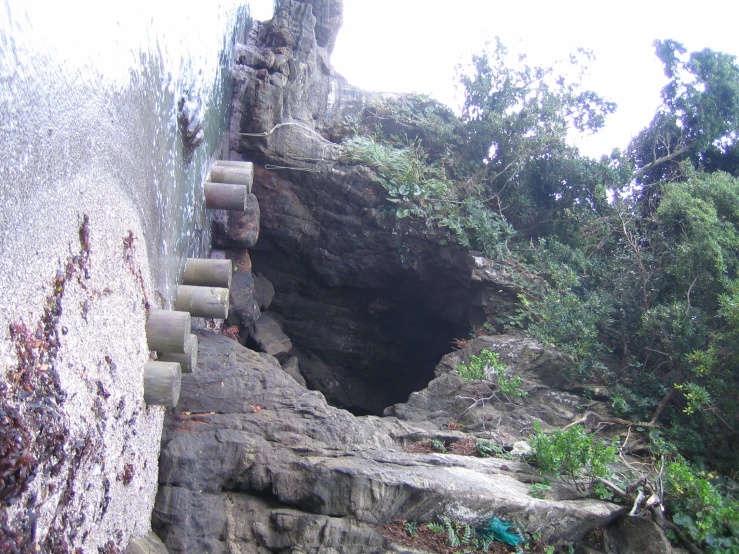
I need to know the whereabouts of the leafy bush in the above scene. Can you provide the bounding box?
[664,457,739,552]
[456,351,489,381]
[456,349,527,398]
[528,422,618,491]
[475,439,511,459]
[528,289,611,380]
[343,38,739,480]
[339,114,515,258]
[340,136,433,219]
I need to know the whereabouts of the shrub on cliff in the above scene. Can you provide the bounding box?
[528,422,617,493]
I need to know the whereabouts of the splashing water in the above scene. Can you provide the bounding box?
[0,0,271,303]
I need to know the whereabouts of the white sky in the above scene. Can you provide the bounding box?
[261,0,737,159]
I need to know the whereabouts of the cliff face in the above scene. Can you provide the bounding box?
[220,0,523,415]
[152,3,680,553]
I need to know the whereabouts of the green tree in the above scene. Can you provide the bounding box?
[590,172,739,466]
[457,38,625,235]
[630,41,739,192]
[338,36,739,474]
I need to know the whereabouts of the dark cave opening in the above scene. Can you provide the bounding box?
[249,250,468,416]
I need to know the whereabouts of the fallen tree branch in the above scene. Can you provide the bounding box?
[595,477,628,499]
[563,410,660,431]
[628,489,646,516]
[649,387,676,426]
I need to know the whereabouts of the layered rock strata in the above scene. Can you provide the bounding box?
[153,331,624,552]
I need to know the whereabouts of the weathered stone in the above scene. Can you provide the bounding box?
[229,270,261,328]
[385,335,580,440]
[209,249,253,273]
[153,331,625,552]
[250,312,292,356]
[253,271,275,311]
[125,531,168,554]
[607,515,676,554]
[574,545,607,554]
[281,355,307,386]
[155,486,387,554]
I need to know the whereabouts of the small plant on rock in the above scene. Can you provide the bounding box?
[528,422,618,492]
[430,439,447,453]
[475,439,511,459]
[457,349,528,399]
[404,520,418,537]
[426,516,484,549]
[528,482,552,499]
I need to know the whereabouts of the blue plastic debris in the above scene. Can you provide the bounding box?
[476,517,523,546]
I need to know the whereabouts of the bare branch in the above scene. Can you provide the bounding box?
[563,410,659,431]
[649,387,676,426]
[631,145,691,181]
[457,394,496,419]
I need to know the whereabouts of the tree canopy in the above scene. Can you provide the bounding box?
[630,40,739,193]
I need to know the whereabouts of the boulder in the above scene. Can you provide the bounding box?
[253,272,275,311]
[229,270,261,329]
[250,312,292,356]
[281,355,307,386]
[153,331,625,552]
[211,192,260,249]
[386,334,579,440]
[125,531,168,554]
[607,516,676,554]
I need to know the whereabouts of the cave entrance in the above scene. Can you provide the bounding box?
[250,251,468,416]
[333,298,459,415]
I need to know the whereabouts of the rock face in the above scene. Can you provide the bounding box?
[220,0,527,415]
[153,331,624,553]
[175,3,679,553]
[385,334,577,437]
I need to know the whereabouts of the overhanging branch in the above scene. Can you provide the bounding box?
[631,145,691,181]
